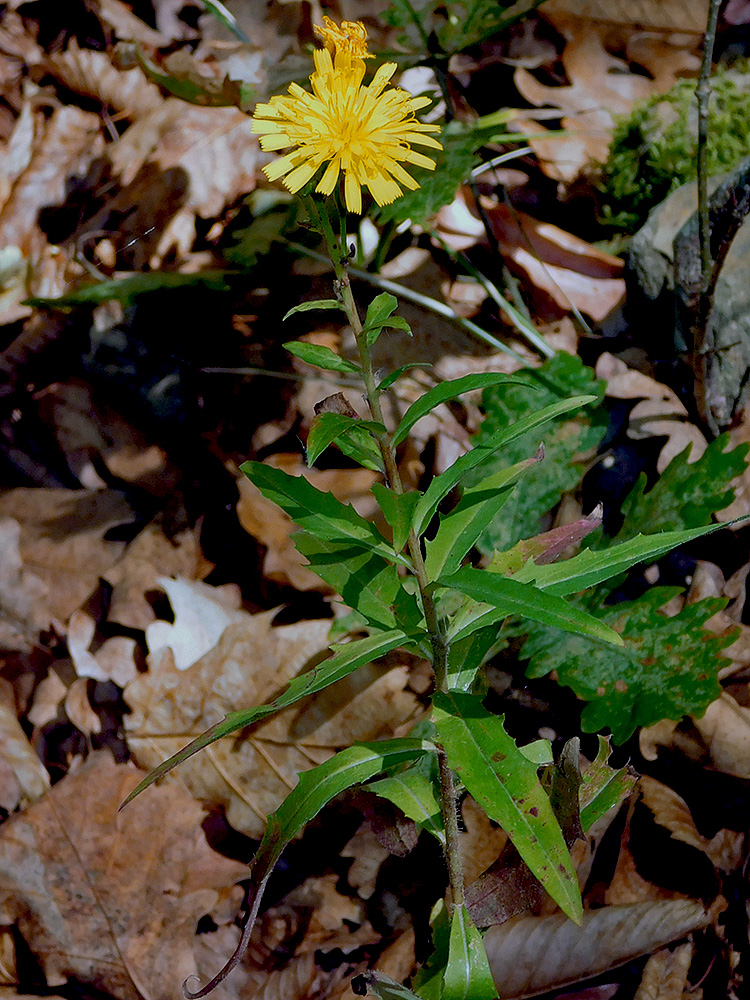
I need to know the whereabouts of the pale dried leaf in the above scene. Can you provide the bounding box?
[596,353,706,472]
[145,576,246,670]
[341,824,391,901]
[64,677,102,735]
[104,523,207,629]
[633,941,693,1000]
[0,695,49,809]
[693,693,750,778]
[0,488,136,622]
[483,901,708,999]
[542,0,709,32]
[0,518,53,651]
[43,42,163,118]
[94,0,170,45]
[639,776,710,855]
[108,98,259,224]
[26,670,67,728]
[0,752,247,1000]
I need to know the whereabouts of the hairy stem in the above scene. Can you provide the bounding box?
[316,201,464,906]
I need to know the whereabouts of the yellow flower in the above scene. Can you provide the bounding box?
[251,18,442,214]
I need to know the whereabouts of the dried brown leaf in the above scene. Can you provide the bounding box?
[0,488,136,623]
[542,0,709,32]
[0,683,49,809]
[693,692,750,778]
[0,518,54,651]
[483,900,708,999]
[42,41,163,118]
[596,353,707,472]
[0,752,247,1000]
[633,941,693,1000]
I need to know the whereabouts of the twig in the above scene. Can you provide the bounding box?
[697,0,723,290]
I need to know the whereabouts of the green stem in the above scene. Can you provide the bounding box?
[312,195,463,907]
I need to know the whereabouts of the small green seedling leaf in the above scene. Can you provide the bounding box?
[579,736,637,831]
[434,690,582,924]
[363,292,412,347]
[283,299,346,320]
[442,904,497,1000]
[372,484,422,553]
[284,340,360,374]
[412,395,596,537]
[443,569,624,646]
[120,628,411,808]
[392,373,528,448]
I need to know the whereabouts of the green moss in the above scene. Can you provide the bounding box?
[596,64,750,233]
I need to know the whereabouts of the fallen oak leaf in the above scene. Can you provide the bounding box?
[0,752,247,1000]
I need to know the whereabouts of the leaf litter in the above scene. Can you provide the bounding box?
[0,1,749,998]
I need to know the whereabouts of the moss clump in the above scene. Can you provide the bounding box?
[596,63,750,233]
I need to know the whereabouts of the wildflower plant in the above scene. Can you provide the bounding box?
[123,17,743,1000]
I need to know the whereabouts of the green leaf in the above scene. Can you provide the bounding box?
[240,461,400,563]
[442,905,497,1000]
[283,340,360,374]
[467,353,607,554]
[579,736,637,831]
[369,759,445,845]
[377,363,430,393]
[252,738,430,880]
[201,0,250,42]
[412,394,596,537]
[433,690,582,923]
[26,270,234,308]
[333,421,386,473]
[295,533,403,630]
[363,292,412,347]
[120,628,410,808]
[411,901,451,1000]
[372,484,421,554]
[424,459,535,580]
[283,300,346,320]
[612,434,749,541]
[446,625,504,691]
[353,971,424,1000]
[513,524,733,595]
[392,373,527,448]
[306,413,385,471]
[443,569,624,646]
[523,590,735,743]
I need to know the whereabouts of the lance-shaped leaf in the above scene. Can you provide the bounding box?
[306,412,385,471]
[295,533,403,631]
[489,505,602,577]
[392,372,528,448]
[284,339,360,374]
[240,461,404,564]
[190,739,432,998]
[424,458,538,580]
[120,629,410,808]
[252,738,430,880]
[442,569,623,645]
[442,904,497,1000]
[412,396,596,537]
[512,523,742,595]
[372,484,421,554]
[283,300,346,320]
[377,363,428,393]
[370,759,445,845]
[579,736,637,831]
[433,690,582,922]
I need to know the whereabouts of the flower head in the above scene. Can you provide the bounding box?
[251,19,442,214]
